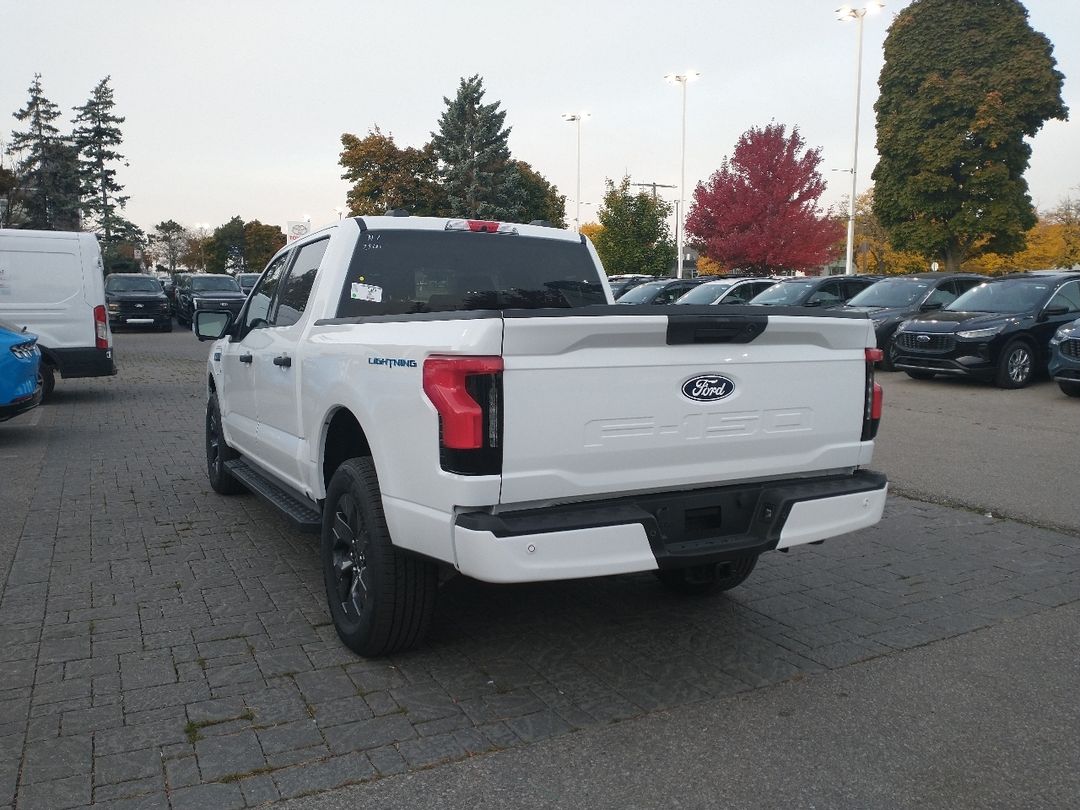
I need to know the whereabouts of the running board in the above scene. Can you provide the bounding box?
[224,459,322,533]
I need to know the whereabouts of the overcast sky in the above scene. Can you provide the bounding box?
[2,0,1076,236]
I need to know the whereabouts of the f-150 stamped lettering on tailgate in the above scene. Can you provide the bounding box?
[583,408,813,447]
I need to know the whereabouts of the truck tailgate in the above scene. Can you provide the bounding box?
[499,308,876,505]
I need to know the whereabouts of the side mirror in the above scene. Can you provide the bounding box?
[1038,305,1070,322]
[920,301,944,311]
[194,310,233,341]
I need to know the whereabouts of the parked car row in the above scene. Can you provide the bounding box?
[610,270,1080,396]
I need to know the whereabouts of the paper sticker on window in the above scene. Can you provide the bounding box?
[351,282,383,302]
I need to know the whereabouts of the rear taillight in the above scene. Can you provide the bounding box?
[423,356,503,475]
[862,347,883,441]
[94,305,109,349]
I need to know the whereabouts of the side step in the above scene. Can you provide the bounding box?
[224,459,322,533]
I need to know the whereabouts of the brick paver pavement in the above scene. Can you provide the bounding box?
[1,331,1077,808]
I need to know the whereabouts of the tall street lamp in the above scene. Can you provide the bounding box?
[837,1,884,276]
[561,112,590,231]
[665,71,700,278]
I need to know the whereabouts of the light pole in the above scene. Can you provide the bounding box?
[665,71,700,278]
[562,112,590,231]
[333,207,345,220]
[837,2,884,275]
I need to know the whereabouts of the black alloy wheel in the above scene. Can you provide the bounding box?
[321,458,437,657]
[656,553,759,596]
[996,339,1034,389]
[205,393,244,494]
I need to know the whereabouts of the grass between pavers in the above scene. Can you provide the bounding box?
[184,709,256,743]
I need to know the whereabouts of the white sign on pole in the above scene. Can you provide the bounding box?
[286,221,311,243]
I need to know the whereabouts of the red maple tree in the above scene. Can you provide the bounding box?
[685,123,842,276]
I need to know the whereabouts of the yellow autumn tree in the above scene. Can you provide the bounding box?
[962,220,1069,275]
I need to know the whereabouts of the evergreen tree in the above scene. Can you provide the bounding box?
[430,75,524,220]
[150,220,188,273]
[8,73,81,230]
[207,216,246,274]
[72,76,138,250]
[594,176,676,277]
[872,0,1068,271]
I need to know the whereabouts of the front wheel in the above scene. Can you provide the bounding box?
[322,458,437,657]
[206,393,244,495]
[995,339,1034,389]
[1058,380,1080,398]
[656,554,759,596]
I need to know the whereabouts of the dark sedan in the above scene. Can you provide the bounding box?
[843,273,984,369]
[104,273,173,331]
[174,275,247,327]
[892,272,1080,388]
[746,275,878,308]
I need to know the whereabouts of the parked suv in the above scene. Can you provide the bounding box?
[892,272,1080,388]
[746,275,878,308]
[615,277,705,304]
[674,277,777,305]
[104,273,173,331]
[174,274,247,327]
[1049,318,1080,397]
[843,273,984,369]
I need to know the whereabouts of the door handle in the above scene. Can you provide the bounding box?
[273,355,292,368]
[239,353,253,363]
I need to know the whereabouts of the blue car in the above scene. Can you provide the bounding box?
[1049,317,1080,398]
[0,318,42,421]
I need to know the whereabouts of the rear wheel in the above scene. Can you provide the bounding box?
[1058,380,1080,398]
[905,371,936,381]
[322,458,438,657]
[995,339,1034,389]
[39,364,56,401]
[206,393,244,495]
[656,554,759,596]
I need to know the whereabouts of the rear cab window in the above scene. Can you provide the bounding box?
[335,230,605,318]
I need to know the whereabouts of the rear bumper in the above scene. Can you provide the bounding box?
[50,347,117,378]
[453,470,888,583]
[0,383,42,421]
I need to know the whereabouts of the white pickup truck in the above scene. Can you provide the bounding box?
[196,216,888,656]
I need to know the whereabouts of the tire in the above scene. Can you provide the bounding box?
[39,364,56,402]
[905,371,936,381]
[995,339,1034,389]
[1058,380,1080,398]
[159,319,173,332]
[322,458,437,657]
[206,393,244,495]
[656,554,759,596]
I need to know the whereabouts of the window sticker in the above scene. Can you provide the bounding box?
[351,282,383,302]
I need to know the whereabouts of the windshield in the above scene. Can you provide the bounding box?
[191,276,241,293]
[616,282,668,304]
[675,282,733,304]
[335,230,605,317]
[847,279,930,308]
[749,281,815,305]
[105,276,162,293]
[947,280,1052,314]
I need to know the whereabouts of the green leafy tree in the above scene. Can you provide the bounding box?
[339,128,448,216]
[431,75,524,219]
[72,76,139,255]
[150,220,188,273]
[872,0,1068,271]
[593,176,676,277]
[207,216,246,274]
[243,220,286,271]
[513,161,566,227]
[8,73,81,230]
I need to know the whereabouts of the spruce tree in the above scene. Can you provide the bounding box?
[8,73,81,230]
[431,75,524,220]
[72,76,139,248]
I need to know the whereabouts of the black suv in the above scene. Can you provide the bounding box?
[104,273,173,331]
[746,275,878,308]
[892,272,1080,388]
[843,272,984,369]
[174,274,247,327]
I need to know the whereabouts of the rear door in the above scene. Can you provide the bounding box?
[499,310,875,504]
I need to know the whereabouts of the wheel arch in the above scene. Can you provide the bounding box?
[319,406,373,494]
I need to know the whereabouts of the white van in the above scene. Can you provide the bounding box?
[0,229,116,398]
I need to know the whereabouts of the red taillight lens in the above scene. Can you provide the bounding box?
[93,305,109,349]
[862,347,882,441]
[871,382,883,420]
[423,356,503,450]
[865,348,884,363]
[467,220,500,233]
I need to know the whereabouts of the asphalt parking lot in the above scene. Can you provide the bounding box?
[0,329,1077,809]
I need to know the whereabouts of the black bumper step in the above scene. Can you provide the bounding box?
[224,459,322,533]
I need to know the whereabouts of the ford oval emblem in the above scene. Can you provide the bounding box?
[682,374,735,402]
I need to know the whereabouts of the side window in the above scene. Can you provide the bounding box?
[655,285,684,304]
[807,281,842,306]
[842,279,871,301]
[273,238,329,327]
[955,278,982,295]
[924,283,957,308]
[244,253,290,332]
[726,283,755,303]
[1050,281,1080,313]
